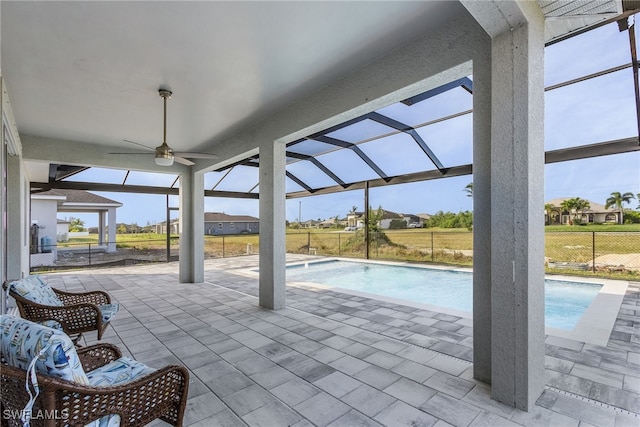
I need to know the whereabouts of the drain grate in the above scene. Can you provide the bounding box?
[545,385,640,418]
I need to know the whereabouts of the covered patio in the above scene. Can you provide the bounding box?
[2,0,639,419]
[49,255,639,426]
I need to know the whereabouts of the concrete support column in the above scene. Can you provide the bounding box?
[98,211,105,246]
[106,207,116,252]
[472,49,492,385]
[179,169,205,283]
[6,155,26,280]
[489,13,545,411]
[258,139,286,310]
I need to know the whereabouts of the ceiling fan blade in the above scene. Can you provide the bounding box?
[109,152,154,155]
[174,156,195,166]
[123,139,155,151]
[173,152,218,159]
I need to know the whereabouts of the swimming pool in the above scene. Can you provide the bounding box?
[286,260,603,330]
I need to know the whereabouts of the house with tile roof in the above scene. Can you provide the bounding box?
[545,197,618,225]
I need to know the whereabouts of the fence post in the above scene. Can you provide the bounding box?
[307,232,311,255]
[431,232,434,262]
[338,233,341,257]
[222,236,225,258]
[88,243,91,266]
[592,231,596,273]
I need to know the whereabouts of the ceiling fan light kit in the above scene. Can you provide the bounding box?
[112,88,217,166]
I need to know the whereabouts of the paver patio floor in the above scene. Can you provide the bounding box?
[42,255,639,426]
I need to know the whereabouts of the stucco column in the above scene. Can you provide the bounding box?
[258,139,286,310]
[472,45,492,384]
[6,154,27,280]
[106,207,116,252]
[98,211,105,246]
[179,169,205,283]
[489,10,545,411]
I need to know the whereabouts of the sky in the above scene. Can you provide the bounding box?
[60,20,640,228]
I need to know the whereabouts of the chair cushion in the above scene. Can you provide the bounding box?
[0,315,89,384]
[0,316,123,427]
[7,275,63,307]
[99,303,120,324]
[87,357,156,387]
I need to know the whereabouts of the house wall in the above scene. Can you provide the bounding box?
[379,219,393,229]
[205,221,259,235]
[2,76,30,298]
[57,223,70,241]
[30,198,59,252]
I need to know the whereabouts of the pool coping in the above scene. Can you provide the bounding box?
[240,257,629,347]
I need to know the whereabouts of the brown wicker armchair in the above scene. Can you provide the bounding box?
[3,277,118,341]
[0,343,189,427]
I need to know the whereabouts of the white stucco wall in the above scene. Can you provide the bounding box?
[30,196,61,252]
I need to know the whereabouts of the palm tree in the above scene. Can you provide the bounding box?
[605,192,635,225]
[544,203,555,225]
[637,193,640,210]
[560,197,590,225]
[463,182,473,198]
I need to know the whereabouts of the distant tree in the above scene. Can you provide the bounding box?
[637,193,640,209]
[544,203,555,225]
[68,217,85,232]
[624,210,640,224]
[367,205,384,232]
[605,192,635,225]
[117,224,127,234]
[424,211,472,230]
[463,182,473,198]
[350,206,358,214]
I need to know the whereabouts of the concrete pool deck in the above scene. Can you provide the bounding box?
[41,254,638,426]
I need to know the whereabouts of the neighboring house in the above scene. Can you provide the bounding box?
[545,198,618,225]
[31,190,122,265]
[155,219,180,235]
[417,213,432,223]
[56,219,70,242]
[346,209,422,229]
[205,212,259,235]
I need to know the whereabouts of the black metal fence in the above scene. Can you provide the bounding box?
[30,231,640,278]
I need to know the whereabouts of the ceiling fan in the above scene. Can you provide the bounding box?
[112,88,217,166]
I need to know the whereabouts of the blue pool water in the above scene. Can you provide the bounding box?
[286,260,603,330]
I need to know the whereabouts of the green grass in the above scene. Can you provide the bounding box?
[545,224,640,232]
[57,228,638,278]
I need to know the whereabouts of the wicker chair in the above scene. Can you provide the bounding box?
[0,319,189,427]
[3,276,118,341]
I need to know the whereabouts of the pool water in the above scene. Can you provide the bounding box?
[286,260,603,330]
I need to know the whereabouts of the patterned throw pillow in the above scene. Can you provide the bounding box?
[0,315,89,384]
[87,357,156,386]
[98,304,120,324]
[0,316,123,427]
[7,275,63,307]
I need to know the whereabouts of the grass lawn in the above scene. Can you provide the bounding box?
[57,226,639,278]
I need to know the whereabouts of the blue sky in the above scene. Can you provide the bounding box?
[62,20,639,228]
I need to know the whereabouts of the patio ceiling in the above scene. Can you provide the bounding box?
[4,1,638,199]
